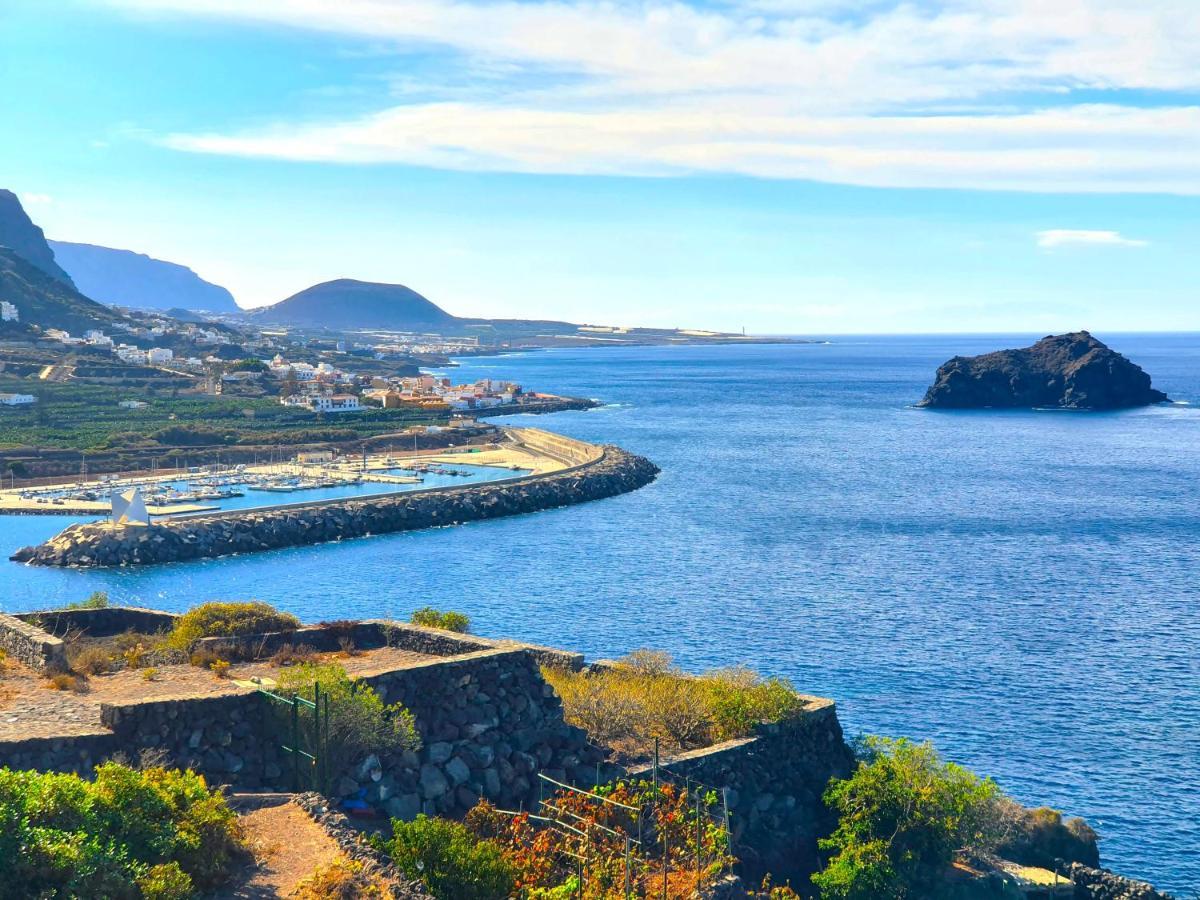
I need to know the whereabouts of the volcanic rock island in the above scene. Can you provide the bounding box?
[918,331,1170,410]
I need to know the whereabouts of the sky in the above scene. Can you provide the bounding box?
[1,0,1198,334]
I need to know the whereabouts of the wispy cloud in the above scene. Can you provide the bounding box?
[20,192,54,206]
[98,0,1200,192]
[1035,229,1150,249]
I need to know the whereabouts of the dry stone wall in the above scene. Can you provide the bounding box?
[0,611,67,671]
[627,700,855,883]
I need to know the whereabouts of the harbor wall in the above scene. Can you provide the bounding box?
[11,443,658,568]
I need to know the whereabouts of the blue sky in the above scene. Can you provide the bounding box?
[2,0,1198,333]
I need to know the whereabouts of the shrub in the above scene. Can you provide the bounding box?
[210,659,231,679]
[168,601,300,650]
[410,607,471,633]
[67,590,109,610]
[136,862,193,900]
[142,667,159,682]
[270,642,319,667]
[68,644,115,676]
[275,663,420,774]
[812,737,1002,900]
[543,651,806,762]
[382,814,516,900]
[289,858,394,899]
[0,763,244,899]
[46,672,86,692]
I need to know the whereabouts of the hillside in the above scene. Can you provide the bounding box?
[250,278,458,331]
[49,240,239,313]
[0,190,74,287]
[0,247,127,335]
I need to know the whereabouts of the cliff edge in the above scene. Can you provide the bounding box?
[918,332,1169,410]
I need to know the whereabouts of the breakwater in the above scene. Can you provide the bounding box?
[11,442,658,567]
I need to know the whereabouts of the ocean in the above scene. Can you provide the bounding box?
[1,334,1196,891]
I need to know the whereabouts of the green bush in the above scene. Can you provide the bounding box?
[381,815,515,900]
[0,762,244,900]
[410,607,471,633]
[168,601,300,650]
[67,590,109,610]
[275,663,420,774]
[813,737,1002,900]
[137,863,193,900]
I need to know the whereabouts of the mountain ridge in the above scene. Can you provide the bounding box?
[0,190,75,287]
[49,240,239,314]
[0,247,128,335]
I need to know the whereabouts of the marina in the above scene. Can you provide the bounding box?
[0,440,551,519]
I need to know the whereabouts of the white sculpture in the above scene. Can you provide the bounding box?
[111,487,150,526]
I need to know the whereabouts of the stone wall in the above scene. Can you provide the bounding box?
[0,732,118,775]
[17,606,178,638]
[626,698,855,884]
[0,611,68,671]
[190,620,584,671]
[1068,864,1176,900]
[350,649,613,820]
[4,647,608,815]
[509,427,603,465]
[13,444,659,568]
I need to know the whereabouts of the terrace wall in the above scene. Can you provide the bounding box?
[0,645,608,820]
[0,611,67,671]
[626,699,855,883]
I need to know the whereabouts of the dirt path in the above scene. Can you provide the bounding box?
[215,796,346,899]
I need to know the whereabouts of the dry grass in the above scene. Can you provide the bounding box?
[287,858,396,899]
[543,651,806,763]
[45,672,88,693]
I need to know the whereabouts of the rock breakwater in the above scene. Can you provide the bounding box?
[12,445,658,568]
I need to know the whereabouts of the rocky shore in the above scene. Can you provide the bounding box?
[11,444,658,567]
[918,332,1169,410]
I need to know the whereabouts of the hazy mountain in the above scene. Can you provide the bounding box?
[250,279,459,331]
[49,240,239,314]
[0,247,127,335]
[0,190,75,287]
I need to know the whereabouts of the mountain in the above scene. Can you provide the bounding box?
[0,190,75,287]
[251,279,458,331]
[48,240,239,314]
[917,331,1169,410]
[0,247,127,335]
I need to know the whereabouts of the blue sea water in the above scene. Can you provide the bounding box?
[1,335,1197,891]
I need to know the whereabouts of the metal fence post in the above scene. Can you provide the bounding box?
[624,833,632,900]
[291,698,300,791]
[653,738,659,794]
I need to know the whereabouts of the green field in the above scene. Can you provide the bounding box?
[0,377,444,451]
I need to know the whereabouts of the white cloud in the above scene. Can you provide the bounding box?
[98,0,1200,191]
[20,193,54,206]
[1035,229,1149,248]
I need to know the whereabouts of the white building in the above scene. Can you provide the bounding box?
[147,347,174,364]
[118,399,147,409]
[281,393,362,413]
[0,392,36,406]
[0,301,18,322]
